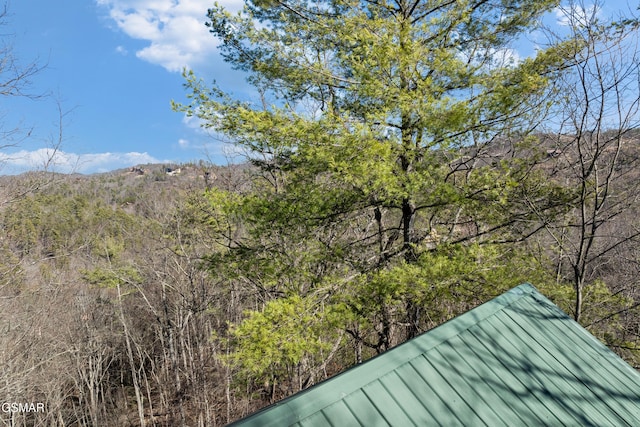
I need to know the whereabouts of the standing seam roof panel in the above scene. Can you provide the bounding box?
[481,312,614,425]
[447,333,533,426]
[498,307,631,425]
[503,297,640,424]
[427,345,502,426]
[229,284,640,426]
[419,352,491,426]
[463,318,569,425]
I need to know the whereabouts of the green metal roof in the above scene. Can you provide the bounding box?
[230,283,640,426]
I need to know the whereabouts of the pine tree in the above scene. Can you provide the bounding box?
[176,0,578,392]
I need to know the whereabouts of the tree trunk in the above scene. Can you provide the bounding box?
[117,282,146,427]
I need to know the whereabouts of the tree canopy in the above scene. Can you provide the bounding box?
[174,0,640,407]
[174,0,588,392]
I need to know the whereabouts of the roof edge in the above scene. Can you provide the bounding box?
[230,283,542,426]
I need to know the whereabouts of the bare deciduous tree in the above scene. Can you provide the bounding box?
[537,1,640,323]
[0,1,44,146]
[0,2,66,200]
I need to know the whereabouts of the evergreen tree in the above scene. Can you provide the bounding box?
[177,0,578,392]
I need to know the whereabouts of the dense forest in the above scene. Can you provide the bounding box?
[3,0,640,426]
[1,133,640,426]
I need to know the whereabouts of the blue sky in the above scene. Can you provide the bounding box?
[0,1,626,174]
[2,0,248,174]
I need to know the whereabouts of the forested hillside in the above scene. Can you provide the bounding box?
[0,164,267,425]
[1,134,640,426]
[3,0,640,426]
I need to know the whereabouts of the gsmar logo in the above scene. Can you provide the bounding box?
[1,402,45,413]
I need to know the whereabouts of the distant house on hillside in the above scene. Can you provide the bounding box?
[230,284,640,426]
[166,167,182,176]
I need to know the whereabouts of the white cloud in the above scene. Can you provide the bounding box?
[181,112,208,131]
[178,138,190,148]
[555,4,600,28]
[488,47,521,67]
[96,0,244,72]
[0,149,166,174]
[459,46,523,71]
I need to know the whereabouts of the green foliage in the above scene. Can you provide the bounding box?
[1,191,141,263]
[82,266,142,290]
[174,0,632,401]
[3,195,41,255]
[0,243,24,294]
[224,294,343,385]
[175,0,574,256]
[197,187,244,238]
[347,243,555,330]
